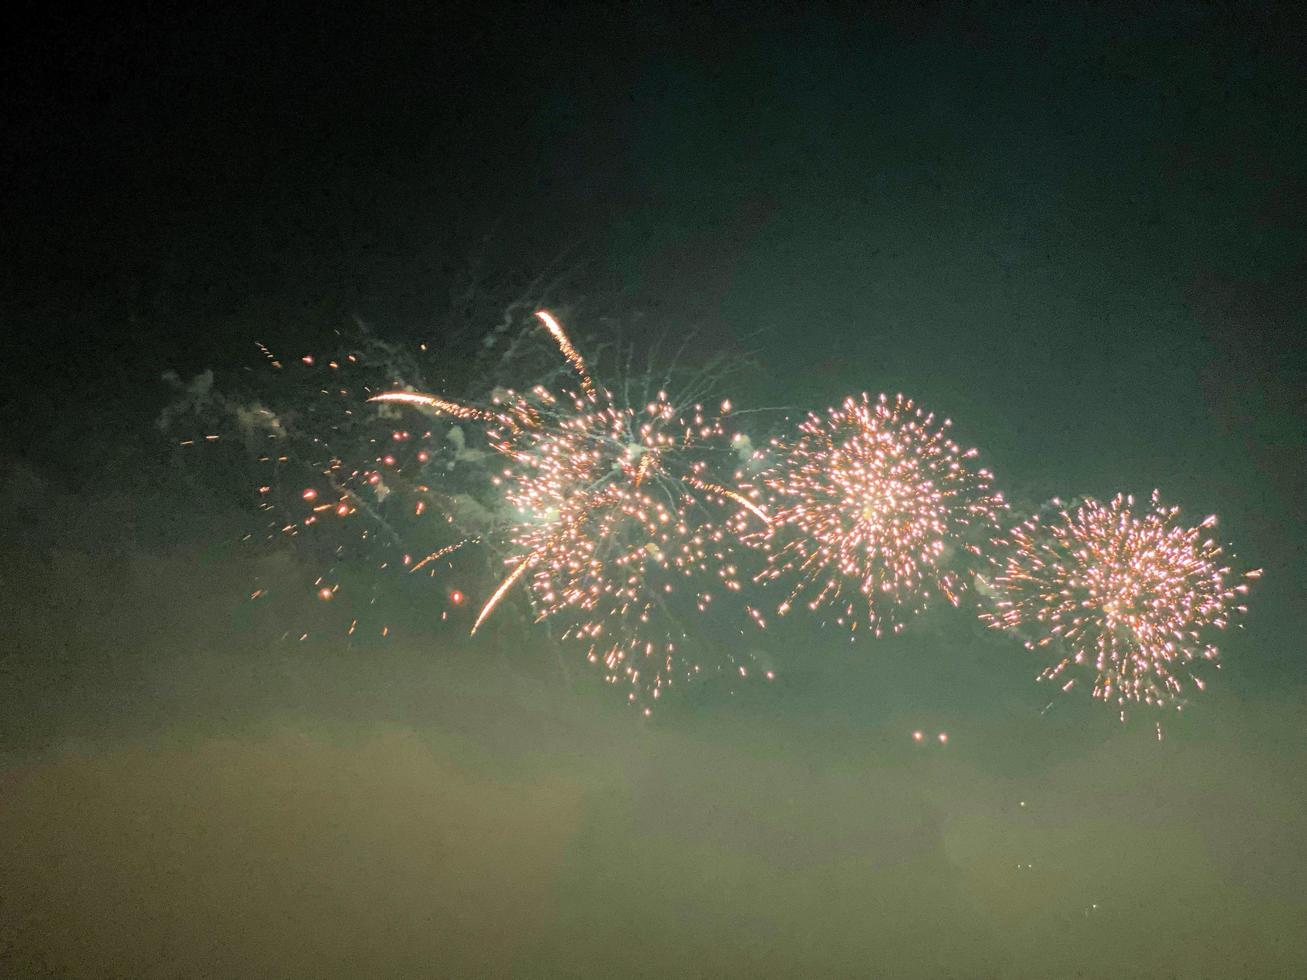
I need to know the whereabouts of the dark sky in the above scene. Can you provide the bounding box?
[2,3,1305,976]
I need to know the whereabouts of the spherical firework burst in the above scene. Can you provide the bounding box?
[375,312,771,708]
[751,392,1004,637]
[980,491,1260,711]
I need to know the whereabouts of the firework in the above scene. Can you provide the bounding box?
[376,312,770,707]
[981,491,1260,710]
[748,393,1004,637]
[171,303,1261,723]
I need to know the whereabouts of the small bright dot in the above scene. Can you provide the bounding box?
[301,488,318,501]
[318,588,333,601]
[937,732,949,744]
[449,590,464,605]
[912,731,925,742]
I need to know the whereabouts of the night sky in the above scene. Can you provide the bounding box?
[2,4,1305,977]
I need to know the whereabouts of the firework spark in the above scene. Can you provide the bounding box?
[685,476,773,528]
[411,539,477,574]
[534,309,596,401]
[471,554,535,636]
[369,390,514,427]
[750,393,1004,637]
[981,491,1260,710]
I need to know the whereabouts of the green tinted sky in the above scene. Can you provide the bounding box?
[1,5,1303,975]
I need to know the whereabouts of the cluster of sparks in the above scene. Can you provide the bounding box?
[373,312,771,708]
[981,492,1260,712]
[750,393,1005,638]
[176,309,1259,718]
[167,334,499,646]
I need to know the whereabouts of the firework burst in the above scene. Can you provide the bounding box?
[981,491,1260,711]
[751,392,1005,637]
[375,311,770,707]
[168,304,1261,723]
